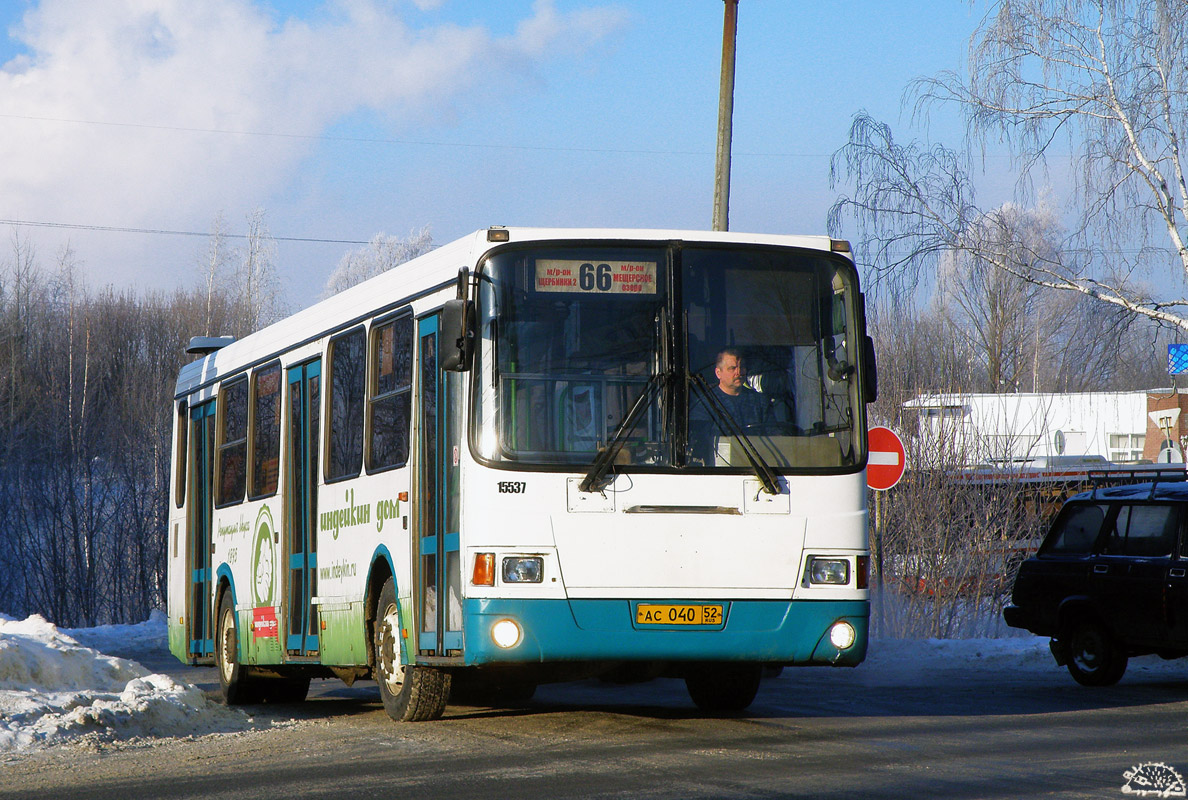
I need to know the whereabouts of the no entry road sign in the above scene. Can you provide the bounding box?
[867,426,906,491]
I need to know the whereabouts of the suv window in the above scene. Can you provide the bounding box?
[1040,503,1107,556]
[1102,503,1179,558]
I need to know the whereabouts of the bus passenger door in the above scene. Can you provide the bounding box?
[416,315,463,656]
[286,360,321,656]
[188,400,216,659]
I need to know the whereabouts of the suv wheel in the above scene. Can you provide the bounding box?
[1063,618,1128,687]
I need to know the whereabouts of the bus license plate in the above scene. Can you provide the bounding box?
[636,604,723,626]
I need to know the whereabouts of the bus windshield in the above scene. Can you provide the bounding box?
[473,242,864,472]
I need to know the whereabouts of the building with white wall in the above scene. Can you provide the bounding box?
[903,391,1158,467]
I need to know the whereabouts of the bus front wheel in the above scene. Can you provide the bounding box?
[684,663,762,714]
[373,577,451,722]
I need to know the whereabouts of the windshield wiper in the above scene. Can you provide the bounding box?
[579,372,667,493]
[689,374,780,495]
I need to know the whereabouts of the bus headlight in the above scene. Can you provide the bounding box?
[808,557,850,585]
[829,621,856,650]
[502,557,543,583]
[491,618,522,649]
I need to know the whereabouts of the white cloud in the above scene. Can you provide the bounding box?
[0,0,627,288]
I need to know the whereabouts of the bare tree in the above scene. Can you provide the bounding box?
[0,235,248,624]
[868,301,1051,638]
[199,212,233,337]
[832,0,1188,331]
[874,447,1048,639]
[935,203,1057,391]
[322,227,434,297]
[236,207,285,334]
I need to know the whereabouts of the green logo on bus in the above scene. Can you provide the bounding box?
[252,505,276,606]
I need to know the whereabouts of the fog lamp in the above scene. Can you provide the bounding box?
[502,557,543,583]
[491,618,522,649]
[808,557,850,585]
[829,621,856,650]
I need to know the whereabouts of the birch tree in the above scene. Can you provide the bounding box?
[237,207,284,333]
[199,212,233,337]
[322,227,434,297]
[831,0,1188,331]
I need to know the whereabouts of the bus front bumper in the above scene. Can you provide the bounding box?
[462,598,868,667]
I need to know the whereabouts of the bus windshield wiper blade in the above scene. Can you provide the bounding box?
[579,372,667,493]
[690,374,780,495]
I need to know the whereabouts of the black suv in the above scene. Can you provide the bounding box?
[1004,481,1188,686]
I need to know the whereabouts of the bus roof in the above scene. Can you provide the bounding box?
[174,227,848,400]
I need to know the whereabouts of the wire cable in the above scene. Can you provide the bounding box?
[0,218,368,244]
[0,112,832,158]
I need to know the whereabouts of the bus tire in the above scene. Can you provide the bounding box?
[216,589,263,705]
[1063,617,1127,687]
[374,577,451,722]
[684,663,762,714]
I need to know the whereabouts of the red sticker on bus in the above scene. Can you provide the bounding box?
[253,606,279,639]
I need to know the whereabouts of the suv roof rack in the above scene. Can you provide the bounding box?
[1085,466,1188,501]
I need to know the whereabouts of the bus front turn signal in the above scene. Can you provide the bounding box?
[472,553,495,586]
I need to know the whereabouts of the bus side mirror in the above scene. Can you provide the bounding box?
[862,334,878,404]
[441,298,476,372]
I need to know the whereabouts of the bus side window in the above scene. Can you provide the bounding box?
[250,362,281,498]
[368,314,413,471]
[175,400,187,508]
[217,377,248,506]
[328,327,366,481]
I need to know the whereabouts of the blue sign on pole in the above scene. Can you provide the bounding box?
[1171,344,1188,374]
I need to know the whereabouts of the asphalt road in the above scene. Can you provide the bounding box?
[5,645,1188,800]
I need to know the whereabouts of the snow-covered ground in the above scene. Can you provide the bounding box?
[0,611,259,754]
[1,611,1186,756]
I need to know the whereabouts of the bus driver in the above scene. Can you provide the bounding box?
[687,348,770,464]
[703,348,768,428]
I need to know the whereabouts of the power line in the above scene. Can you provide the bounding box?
[0,218,367,244]
[0,111,834,158]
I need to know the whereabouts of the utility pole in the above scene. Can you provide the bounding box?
[712,0,739,232]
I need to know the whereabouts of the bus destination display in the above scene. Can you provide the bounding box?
[534,259,658,295]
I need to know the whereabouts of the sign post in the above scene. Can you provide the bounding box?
[867,426,907,637]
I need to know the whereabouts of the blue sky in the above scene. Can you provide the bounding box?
[0,0,991,307]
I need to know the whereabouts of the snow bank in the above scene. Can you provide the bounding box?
[0,612,251,753]
[870,636,1058,674]
[866,634,1188,684]
[63,608,175,656]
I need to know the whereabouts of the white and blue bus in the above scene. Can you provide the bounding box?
[167,226,877,720]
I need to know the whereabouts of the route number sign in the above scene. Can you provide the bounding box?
[535,259,658,295]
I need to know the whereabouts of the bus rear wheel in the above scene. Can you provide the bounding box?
[216,589,263,705]
[684,663,762,714]
[373,577,451,722]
